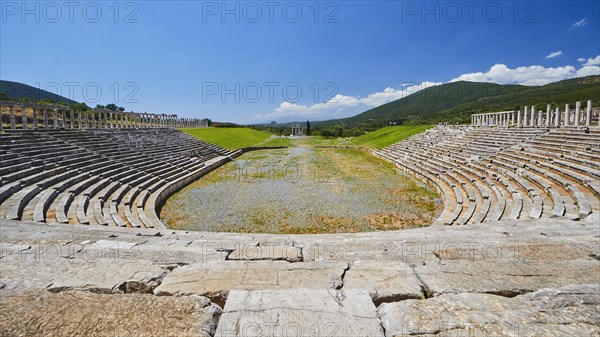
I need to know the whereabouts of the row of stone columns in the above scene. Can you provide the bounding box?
[0,103,209,130]
[471,100,597,128]
[471,111,515,127]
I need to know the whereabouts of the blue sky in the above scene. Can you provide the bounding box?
[1,1,599,124]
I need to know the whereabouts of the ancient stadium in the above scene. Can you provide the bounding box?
[1,100,599,336]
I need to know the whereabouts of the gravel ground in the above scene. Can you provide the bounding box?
[161,148,441,233]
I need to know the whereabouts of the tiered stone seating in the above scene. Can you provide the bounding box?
[0,128,235,229]
[375,126,599,225]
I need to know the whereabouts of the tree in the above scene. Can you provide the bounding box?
[96,104,105,109]
[73,103,89,112]
[105,103,118,111]
[37,98,55,104]
[0,92,9,100]
[118,107,125,112]
[306,120,311,136]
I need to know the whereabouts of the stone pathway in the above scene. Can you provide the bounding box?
[1,214,599,336]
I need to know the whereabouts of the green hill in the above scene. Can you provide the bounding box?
[350,125,431,149]
[314,76,600,127]
[182,127,273,150]
[0,80,79,105]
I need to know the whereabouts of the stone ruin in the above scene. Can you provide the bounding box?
[0,100,599,336]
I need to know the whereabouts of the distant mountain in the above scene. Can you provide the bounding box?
[0,80,79,105]
[312,76,600,128]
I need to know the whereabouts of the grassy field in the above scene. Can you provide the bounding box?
[161,147,440,234]
[181,127,273,150]
[350,125,432,149]
[183,125,431,150]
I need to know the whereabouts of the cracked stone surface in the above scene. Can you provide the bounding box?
[0,253,166,296]
[227,242,302,262]
[343,260,423,305]
[215,289,385,337]
[0,290,221,337]
[378,284,600,337]
[415,259,600,297]
[154,261,348,301]
[0,214,598,335]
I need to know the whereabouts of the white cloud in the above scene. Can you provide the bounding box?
[359,81,440,107]
[578,55,600,67]
[254,58,600,121]
[572,18,588,27]
[253,81,440,120]
[449,63,599,86]
[576,66,600,77]
[545,51,563,59]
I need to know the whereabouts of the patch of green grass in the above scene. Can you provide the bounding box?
[350,125,432,149]
[258,137,294,147]
[181,127,273,150]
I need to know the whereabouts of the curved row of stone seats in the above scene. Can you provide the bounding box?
[0,128,232,229]
[375,126,599,226]
[495,130,600,218]
[379,127,522,225]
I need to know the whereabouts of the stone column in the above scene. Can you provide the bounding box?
[21,106,28,130]
[564,104,570,126]
[530,107,536,127]
[537,107,542,126]
[9,105,16,129]
[43,109,49,129]
[524,107,529,127]
[61,110,66,128]
[546,105,551,127]
[575,101,581,127]
[53,109,58,128]
[511,112,515,126]
[517,110,522,127]
[586,100,592,127]
[554,107,560,127]
[33,108,39,129]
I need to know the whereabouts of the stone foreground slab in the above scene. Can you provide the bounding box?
[154,261,348,302]
[343,260,423,304]
[0,254,166,296]
[378,284,600,337]
[416,258,600,297]
[0,290,221,337]
[215,289,385,337]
